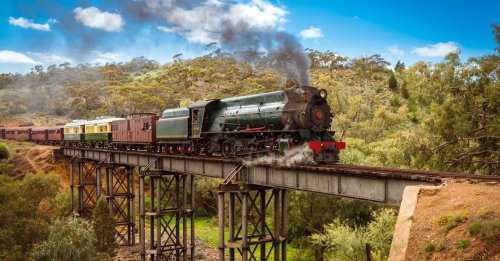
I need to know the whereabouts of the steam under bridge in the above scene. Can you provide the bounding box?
[59,146,498,261]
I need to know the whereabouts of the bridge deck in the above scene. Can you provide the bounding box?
[60,147,459,205]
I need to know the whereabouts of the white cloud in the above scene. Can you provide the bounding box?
[74,7,125,32]
[157,25,181,33]
[0,50,39,64]
[299,26,324,39]
[151,0,287,44]
[28,52,73,65]
[387,45,404,56]
[412,42,460,57]
[8,17,51,31]
[90,51,122,64]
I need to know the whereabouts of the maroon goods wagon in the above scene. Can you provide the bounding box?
[47,126,64,142]
[5,127,32,141]
[112,114,159,148]
[0,127,5,139]
[31,127,48,143]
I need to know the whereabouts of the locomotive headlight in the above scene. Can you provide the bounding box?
[319,89,328,100]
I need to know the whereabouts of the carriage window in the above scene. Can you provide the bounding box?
[193,110,199,123]
[142,122,151,130]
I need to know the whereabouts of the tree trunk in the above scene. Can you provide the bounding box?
[314,245,326,261]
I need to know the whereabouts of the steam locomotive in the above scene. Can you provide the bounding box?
[0,86,345,162]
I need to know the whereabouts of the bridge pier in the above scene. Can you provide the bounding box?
[103,163,136,245]
[139,169,195,261]
[218,184,287,261]
[70,155,138,246]
[76,159,99,217]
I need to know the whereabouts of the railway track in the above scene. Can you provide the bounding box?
[294,163,500,182]
[56,146,499,182]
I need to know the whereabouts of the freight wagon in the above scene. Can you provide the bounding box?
[111,113,159,150]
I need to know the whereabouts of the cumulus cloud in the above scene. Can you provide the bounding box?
[90,51,122,64]
[152,0,287,44]
[299,26,324,39]
[74,7,125,32]
[8,16,52,31]
[28,52,73,65]
[0,50,39,64]
[412,42,460,57]
[387,45,404,56]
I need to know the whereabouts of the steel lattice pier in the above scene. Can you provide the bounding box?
[70,155,137,246]
[218,184,287,261]
[140,169,195,261]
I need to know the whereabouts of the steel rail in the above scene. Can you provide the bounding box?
[58,146,499,182]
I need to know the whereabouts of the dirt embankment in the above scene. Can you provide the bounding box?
[405,181,500,260]
[3,140,69,185]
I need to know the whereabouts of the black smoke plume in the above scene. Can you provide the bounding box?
[130,0,310,85]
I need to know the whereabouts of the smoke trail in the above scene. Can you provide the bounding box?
[243,143,316,167]
[135,0,310,85]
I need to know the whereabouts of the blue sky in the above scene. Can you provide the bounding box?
[0,0,498,73]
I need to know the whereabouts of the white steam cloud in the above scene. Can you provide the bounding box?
[243,143,316,167]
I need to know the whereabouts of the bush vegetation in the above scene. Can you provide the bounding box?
[433,212,468,233]
[92,197,117,256]
[31,216,97,261]
[310,208,397,260]
[0,143,8,159]
[0,172,61,260]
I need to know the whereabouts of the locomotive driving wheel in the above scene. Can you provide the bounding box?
[246,142,258,157]
[222,140,234,157]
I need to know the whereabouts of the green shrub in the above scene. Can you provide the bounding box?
[478,211,495,220]
[310,208,397,261]
[31,216,97,261]
[388,73,398,91]
[390,96,401,107]
[424,241,435,258]
[480,218,500,245]
[51,190,74,217]
[93,197,116,256]
[0,143,8,159]
[457,239,470,249]
[433,212,468,233]
[469,220,483,235]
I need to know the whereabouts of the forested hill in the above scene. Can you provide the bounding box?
[0,46,498,175]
